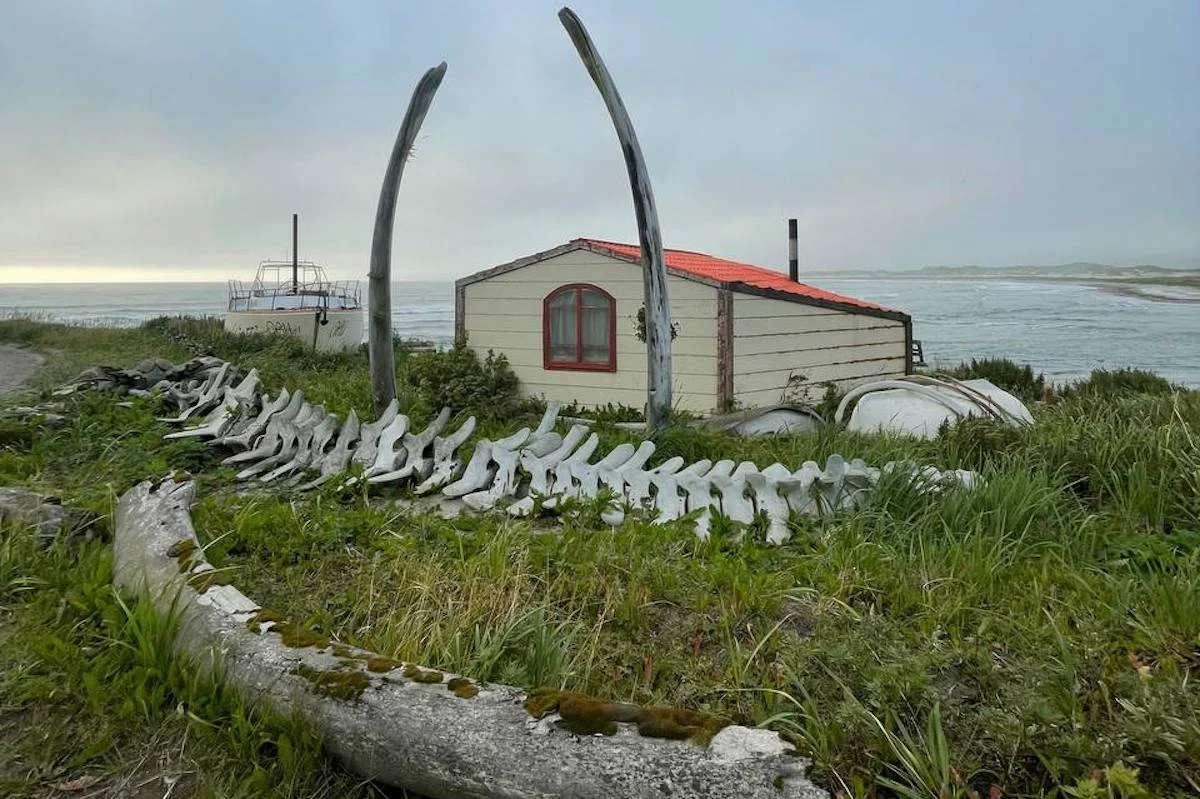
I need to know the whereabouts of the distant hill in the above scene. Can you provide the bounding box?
[911,262,1191,278]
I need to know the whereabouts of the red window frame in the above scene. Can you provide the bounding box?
[542,283,617,372]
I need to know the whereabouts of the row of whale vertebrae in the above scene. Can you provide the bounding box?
[158,361,977,544]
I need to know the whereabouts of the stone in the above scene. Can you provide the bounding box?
[0,486,78,543]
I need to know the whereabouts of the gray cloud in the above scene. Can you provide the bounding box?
[1,0,1197,281]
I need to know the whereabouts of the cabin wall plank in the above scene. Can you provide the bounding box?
[462,251,718,412]
[731,294,906,406]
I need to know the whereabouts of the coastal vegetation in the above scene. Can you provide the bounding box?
[1,316,1197,798]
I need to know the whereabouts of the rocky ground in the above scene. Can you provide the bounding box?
[0,345,42,396]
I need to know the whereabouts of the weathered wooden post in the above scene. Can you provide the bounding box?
[558,7,673,431]
[368,63,448,415]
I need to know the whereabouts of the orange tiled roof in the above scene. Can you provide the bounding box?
[579,239,896,314]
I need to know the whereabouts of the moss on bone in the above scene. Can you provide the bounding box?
[522,689,729,745]
[249,609,282,625]
[292,664,369,701]
[186,569,231,594]
[446,677,479,699]
[167,538,198,572]
[166,538,196,559]
[402,664,444,683]
[244,610,329,649]
[274,621,329,649]
[366,656,401,673]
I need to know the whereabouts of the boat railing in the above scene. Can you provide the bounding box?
[227,279,362,312]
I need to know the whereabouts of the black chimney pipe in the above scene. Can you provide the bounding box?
[788,218,798,282]
[292,213,299,293]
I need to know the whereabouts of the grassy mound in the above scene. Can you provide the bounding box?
[2,320,1197,798]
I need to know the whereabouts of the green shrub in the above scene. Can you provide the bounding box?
[942,358,1046,404]
[1065,368,1178,397]
[558,402,645,424]
[934,415,1023,470]
[404,342,520,417]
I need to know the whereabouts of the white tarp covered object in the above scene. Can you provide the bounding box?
[837,376,1033,439]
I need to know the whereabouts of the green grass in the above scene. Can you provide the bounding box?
[1,318,1198,798]
[0,517,388,797]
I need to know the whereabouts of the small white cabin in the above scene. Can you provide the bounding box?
[455,239,912,414]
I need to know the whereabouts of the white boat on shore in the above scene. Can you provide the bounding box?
[223,216,364,352]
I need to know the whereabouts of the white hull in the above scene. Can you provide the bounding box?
[224,308,364,353]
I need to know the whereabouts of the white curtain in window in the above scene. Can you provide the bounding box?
[580,289,610,363]
[548,291,576,359]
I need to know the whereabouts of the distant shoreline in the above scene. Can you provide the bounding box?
[808,273,1200,304]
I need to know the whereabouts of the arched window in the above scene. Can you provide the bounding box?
[543,283,616,371]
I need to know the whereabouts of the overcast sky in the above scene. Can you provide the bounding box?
[1,1,1197,282]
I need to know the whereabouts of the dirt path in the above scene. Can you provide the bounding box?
[0,344,43,395]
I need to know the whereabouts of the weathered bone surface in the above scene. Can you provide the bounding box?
[364,413,411,477]
[69,356,980,541]
[838,376,1033,439]
[114,478,827,799]
[367,407,451,485]
[298,409,361,491]
[351,398,398,469]
[414,414,477,495]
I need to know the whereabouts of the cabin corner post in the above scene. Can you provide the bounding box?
[368,62,448,415]
[558,6,673,431]
[716,287,734,412]
[904,317,914,375]
[454,281,467,345]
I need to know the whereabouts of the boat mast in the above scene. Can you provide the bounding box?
[292,213,299,294]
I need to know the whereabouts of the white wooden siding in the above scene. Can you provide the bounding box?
[731,294,906,406]
[462,250,719,413]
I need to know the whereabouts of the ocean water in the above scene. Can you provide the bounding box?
[2,278,1197,387]
[0,281,456,347]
